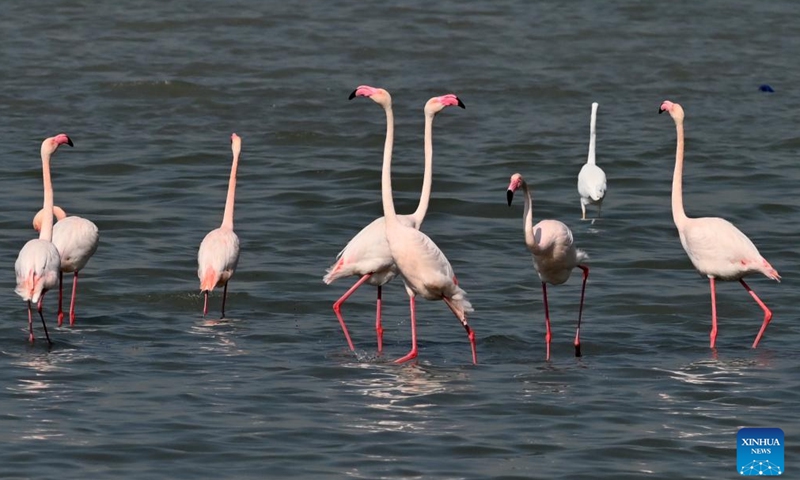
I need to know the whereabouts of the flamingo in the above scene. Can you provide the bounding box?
[659,100,780,348]
[15,134,74,344]
[324,89,465,354]
[349,85,476,364]
[577,102,607,220]
[197,133,242,318]
[33,205,99,327]
[507,173,589,360]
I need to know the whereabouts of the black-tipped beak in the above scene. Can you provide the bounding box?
[506,189,514,206]
[349,89,358,100]
[66,137,74,147]
[457,98,466,109]
[658,108,665,114]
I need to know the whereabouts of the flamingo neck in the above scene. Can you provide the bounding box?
[221,149,239,230]
[587,106,597,165]
[410,110,435,226]
[39,152,54,241]
[671,119,688,227]
[521,181,537,251]
[380,102,397,224]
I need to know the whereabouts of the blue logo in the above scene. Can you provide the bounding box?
[738,427,784,475]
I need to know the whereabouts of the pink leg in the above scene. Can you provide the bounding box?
[28,301,35,343]
[394,296,418,363]
[542,282,552,361]
[575,265,589,358]
[375,285,384,354]
[220,282,229,318]
[202,291,209,317]
[709,278,718,349]
[741,279,773,348]
[332,274,372,352]
[57,271,64,327]
[443,296,478,364]
[69,271,79,326]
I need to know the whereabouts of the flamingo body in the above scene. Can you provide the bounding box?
[15,239,61,304]
[508,173,590,360]
[659,100,779,349]
[529,219,588,285]
[52,216,99,273]
[197,133,242,317]
[198,227,240,291]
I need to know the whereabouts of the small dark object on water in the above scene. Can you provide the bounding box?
[759,84,775,93]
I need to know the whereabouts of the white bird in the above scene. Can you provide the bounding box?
[508,173,589,360]
[15,134,74,344]
[577,102,607,220]
[197,133,242,318]
[351,85,476,364]
[324,89,465,354]
[659,100,780,349]
[33,205,99,327]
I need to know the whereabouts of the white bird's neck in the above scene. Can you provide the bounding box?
[671,119,689,227]
[380,102,398,224]
[521,181,537,251]
[410,110,435,226]
[39,150,54,242]
[586,103,598,165]
[221,149,239,230]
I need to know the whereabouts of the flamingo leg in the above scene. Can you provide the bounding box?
[57,270,64,327]
[202,291,209,317]
[332,273,372,352]
[375,285,384,354]
[220,283,228,319]
[575,265,589,357]
[443,296,478,364]
[709,277,718,349]
[542,282,552,361]
[741,279,773,348]
[28,301,35,343]
[69,271,79,326]
[394,296,418,363]
[38,302,52,345]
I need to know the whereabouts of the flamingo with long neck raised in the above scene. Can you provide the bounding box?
[197,133,242,318]
[349,85,476,364]
[507,173,589,360]
[577,102,607,220]
[659,100,779,348]
[15,134,73,344]
[324,88,465,354]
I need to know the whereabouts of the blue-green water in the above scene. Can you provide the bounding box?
[1,1,798,478]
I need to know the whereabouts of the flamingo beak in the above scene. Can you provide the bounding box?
[658,107,666,114]
[348,89,358,100]
[506,189,514,206]
[66,137,74,147]
[457,98,466,109]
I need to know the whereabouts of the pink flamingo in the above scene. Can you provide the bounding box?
[33,205,99,327]
[507,173,589,360]
[659,100,780,348]
[197,133,242,318]
[324,88,465,353]
[349,85,476,364]
[15,134,74,344]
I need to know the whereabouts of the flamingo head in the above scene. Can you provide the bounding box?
[349,85,391,108]
[231,133,242,158]
[41,133,74,157]
[32,206,67,231]
[424,94,466,116]
[659,100,685,123]
[507,173,525,206]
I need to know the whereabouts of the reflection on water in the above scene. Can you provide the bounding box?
[189,317,247,356]
[342,363,470,434]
